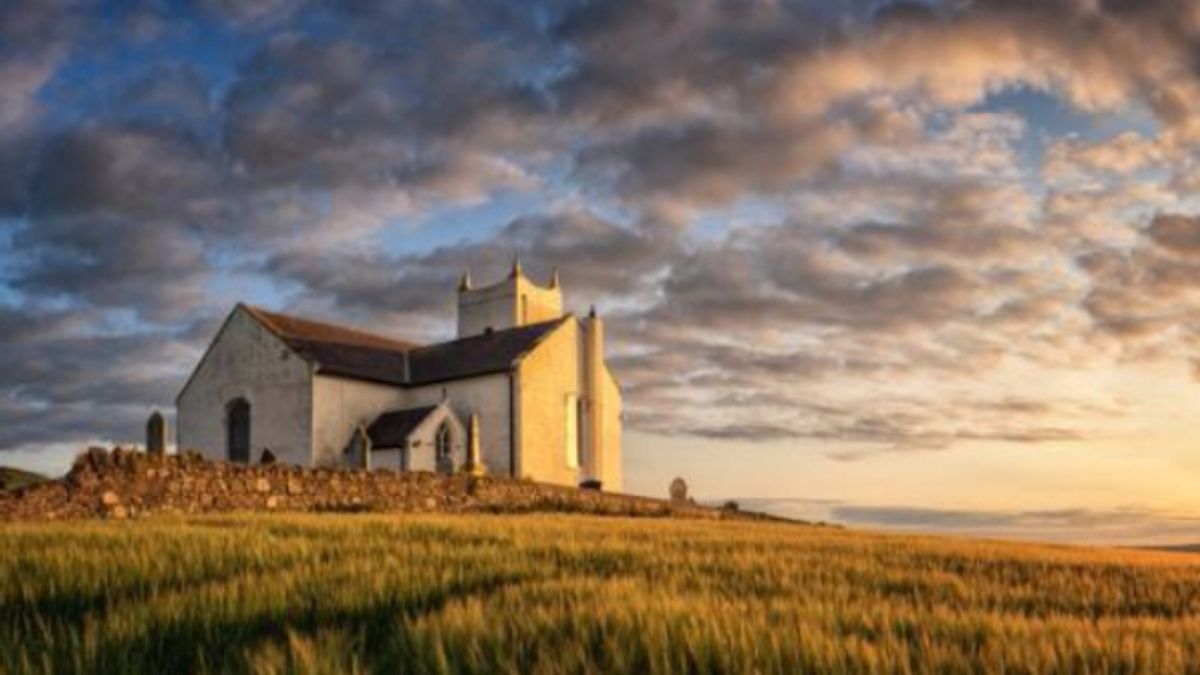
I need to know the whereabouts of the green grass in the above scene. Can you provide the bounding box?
[2,514,1200,674]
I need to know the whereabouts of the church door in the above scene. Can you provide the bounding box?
[227,398,251,464]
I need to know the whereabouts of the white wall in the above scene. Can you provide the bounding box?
[516,319,582,486]
[403,405,467,472]
[457,274,562,337]
[600,365,623,491]
[311,375,405,467]
[313,373,510,474]
[457,282,519,337]
[176,307,314,466]
[372,448,404,471]
[404,375,513,476]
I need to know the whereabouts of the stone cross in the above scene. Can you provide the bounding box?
[146,411,167,455]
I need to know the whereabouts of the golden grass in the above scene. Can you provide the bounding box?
[2,513,1199,674]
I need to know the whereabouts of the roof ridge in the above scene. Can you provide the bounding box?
[242,304,419,352]
[409,315,570,353]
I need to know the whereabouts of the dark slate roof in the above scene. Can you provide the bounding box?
[243,304,567,387]
[367,405,439,448]
[406,318,566,385]
[244,305,416,385]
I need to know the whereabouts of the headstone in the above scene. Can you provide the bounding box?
[146,411,167,455]
[345,426,371,470]
[669,477,688,502]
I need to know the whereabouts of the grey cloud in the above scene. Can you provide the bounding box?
[0,305,203,450]
[196,0,306,26]
[1077,234,1200,358]
[8,0,1200,456]
[0,0,82,215]
[835,221,1038,266]
[1147,214,1200,256]
[265,209,674,340]
[11,124,220,320]
[559,0,1200,209]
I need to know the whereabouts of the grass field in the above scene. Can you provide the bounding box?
[3,514,1200,674]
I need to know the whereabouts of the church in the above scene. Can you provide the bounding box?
[175,261,622,490]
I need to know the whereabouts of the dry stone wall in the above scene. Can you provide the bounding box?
[0,447,759,522]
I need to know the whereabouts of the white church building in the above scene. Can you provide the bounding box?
[175,261,622,490]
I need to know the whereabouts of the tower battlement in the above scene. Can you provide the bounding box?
[456,259,563,338]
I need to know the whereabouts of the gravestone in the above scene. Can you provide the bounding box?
[145,411,167,455]
[669,477,688,502]
[345,426,371,470]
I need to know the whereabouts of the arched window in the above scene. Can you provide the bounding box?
[226,398,250,464]
[435,422,453,474]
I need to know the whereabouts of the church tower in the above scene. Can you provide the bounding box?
[456,258,564,337]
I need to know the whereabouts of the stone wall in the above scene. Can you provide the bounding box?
[0,447,762,522]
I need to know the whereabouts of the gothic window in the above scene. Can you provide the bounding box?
[435,422,453,474]
[226,398,250,464]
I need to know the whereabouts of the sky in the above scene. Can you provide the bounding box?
[6,0,1200,545]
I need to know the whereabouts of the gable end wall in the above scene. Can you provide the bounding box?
[177,308,314,466]
[516,319,581,485]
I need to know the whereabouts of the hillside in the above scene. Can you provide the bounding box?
[3,514,1199,673]
[0,467,45,492]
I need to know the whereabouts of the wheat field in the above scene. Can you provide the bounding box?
[2,513,1199,674]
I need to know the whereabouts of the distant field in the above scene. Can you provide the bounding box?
[3,515,1200,674]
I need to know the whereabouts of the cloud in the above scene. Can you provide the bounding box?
[10,125,220,320]
[0,304,200,455]
[826,503,1200,546]
[716,497,1200,545]
[262,208,674,338]
[6,0,1200,458]
[1044,132,1166,184]
[1146,214,1200,256]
